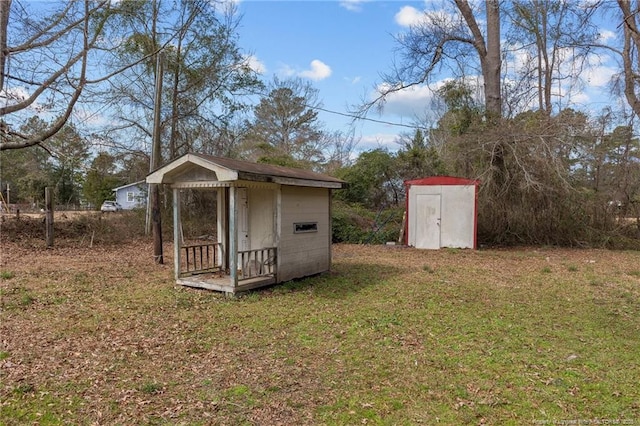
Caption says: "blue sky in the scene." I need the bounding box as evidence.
[235,0,620,153]
[236,0,429,151]
[8,1,620,155]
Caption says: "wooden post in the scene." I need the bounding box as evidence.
[45,187,54,247]
[173,188,181,279]
[151,185,163,264]
[398,211,406,245]
[229,186,237,288]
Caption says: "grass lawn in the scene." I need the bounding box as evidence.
[1,235,639,425]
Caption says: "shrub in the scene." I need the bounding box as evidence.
[332,201,404,244]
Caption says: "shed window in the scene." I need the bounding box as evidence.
[294,222,318,233]
[127,192,135,202]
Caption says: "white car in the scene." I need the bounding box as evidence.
[100,201,123,212]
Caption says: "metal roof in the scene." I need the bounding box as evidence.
[147,152,345,189]
[404,176,479,186]
[191,153,345,184]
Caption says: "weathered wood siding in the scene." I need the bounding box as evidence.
[248,188,276,250]
[278,186,331,282]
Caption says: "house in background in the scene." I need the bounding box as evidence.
[113,181,147,210]
[146,152,345,294]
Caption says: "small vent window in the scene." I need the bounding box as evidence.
[294,222,318,233]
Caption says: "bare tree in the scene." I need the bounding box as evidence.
[365,0,501,119]
[104,0,262,162]
[505,0,599,115]
[617,0,640,118]
[0,0,111,151]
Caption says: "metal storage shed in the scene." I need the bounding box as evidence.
[404,176,479,249]
[146,153,345,294]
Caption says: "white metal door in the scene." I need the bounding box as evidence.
[414,194,441,249]
[237,188,250,251]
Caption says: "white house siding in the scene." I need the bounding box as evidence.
[278,186,331,282]
[115,183,147,210]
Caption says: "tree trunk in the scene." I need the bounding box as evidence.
[484,0,502,118]
[455,0,502,119]
[0,0,11,93]
[618,0,640,117]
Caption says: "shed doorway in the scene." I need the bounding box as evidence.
[237,188,250,252]
[404,176,479,250]
[414,194,441,249]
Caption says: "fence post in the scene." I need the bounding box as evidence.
[45,187,54,247]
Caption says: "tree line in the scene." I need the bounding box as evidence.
[1,0,639,247]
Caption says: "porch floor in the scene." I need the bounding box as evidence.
[177,273,276,294]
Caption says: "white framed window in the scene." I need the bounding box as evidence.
[127,192,135,202]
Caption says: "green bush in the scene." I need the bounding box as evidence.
[332,201,404,244]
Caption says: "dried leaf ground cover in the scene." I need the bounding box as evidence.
[1,229,639,425]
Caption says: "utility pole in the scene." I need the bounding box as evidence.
[150,52,164,264]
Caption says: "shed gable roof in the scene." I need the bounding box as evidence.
[404,176,479,187]
[113,180,146,192]
[147,153,345,189]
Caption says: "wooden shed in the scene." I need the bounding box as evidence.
[146,153,345,294]
[404,176,479,249]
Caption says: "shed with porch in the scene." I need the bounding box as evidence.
[404,176,479,249]
[146,153,345,294]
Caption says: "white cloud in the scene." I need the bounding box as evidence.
[339,0,368,12]
[598,29,616,43]
[395,6,423,27]
[373,82,439,117]
[583,65,617,88]
[73,108,110,127]
[357,132,400,151]
[277,63,296,78]
[568,91,590,106]
[0,86,47,112]
[0,86,29,103]
[244,54,266,74]
[299,59,332,81]
[395,4,457,28]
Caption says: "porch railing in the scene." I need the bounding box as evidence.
[180,242,222,276]
[238,247,277,281]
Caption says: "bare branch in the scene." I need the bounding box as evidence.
[1,0,91,151]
